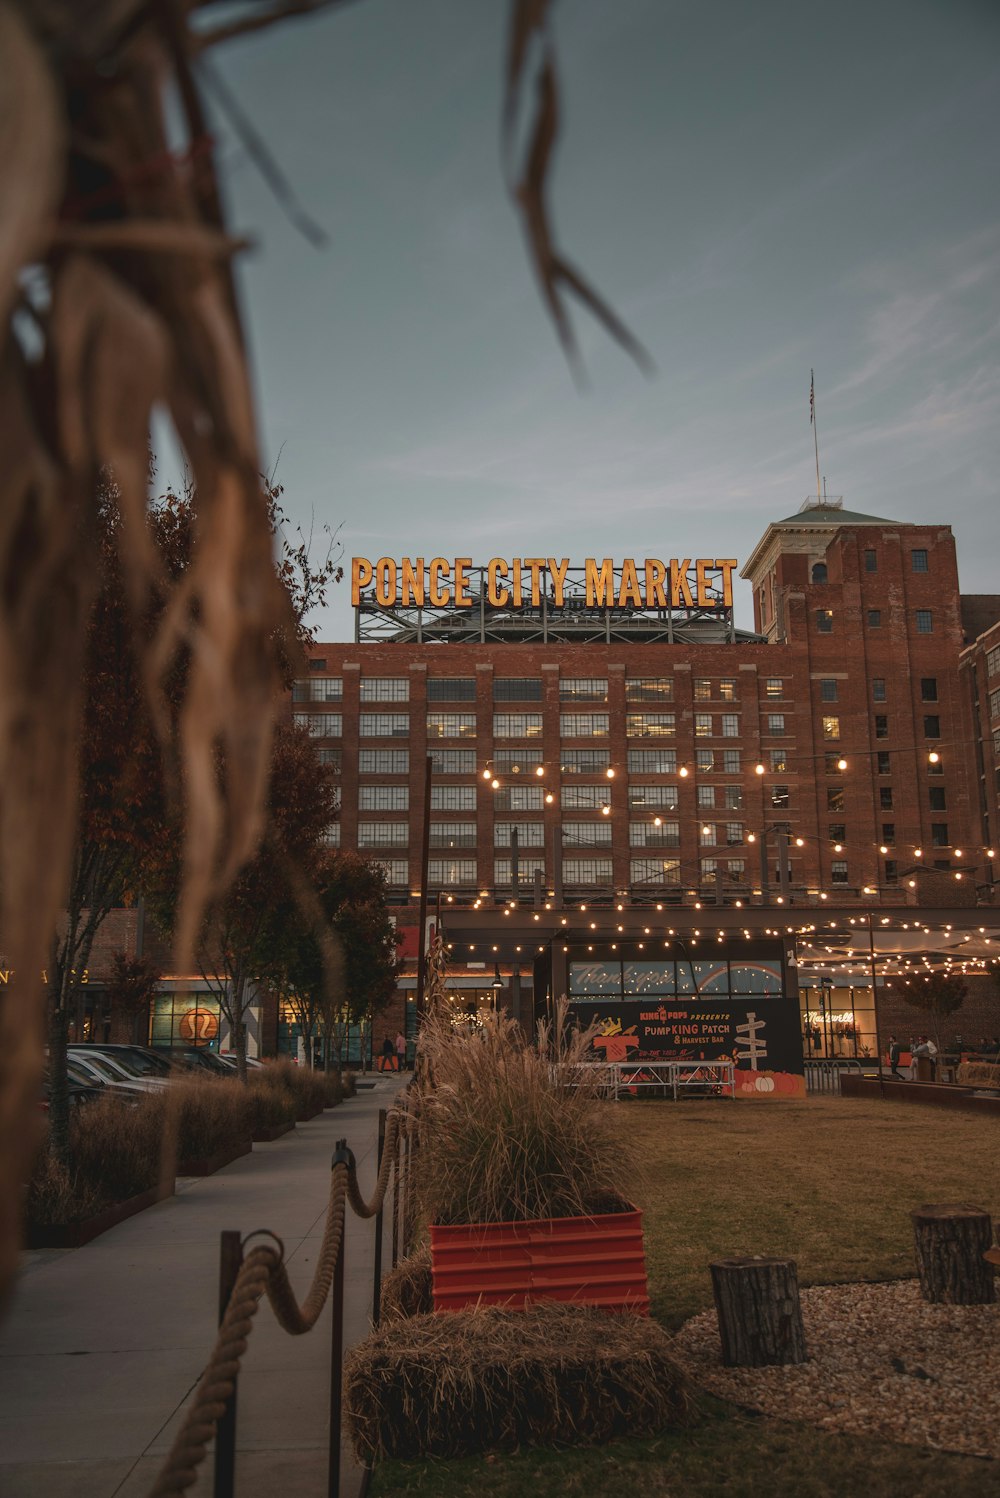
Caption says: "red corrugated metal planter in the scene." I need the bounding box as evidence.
[430,1203,649,1315]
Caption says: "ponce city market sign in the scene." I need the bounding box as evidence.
[352,556,738,611]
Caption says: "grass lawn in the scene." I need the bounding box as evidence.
[370,1096,1000,1497]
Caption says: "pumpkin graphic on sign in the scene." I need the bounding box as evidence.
[178,1007,219,1044]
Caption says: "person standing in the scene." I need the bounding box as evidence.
[888,1035,903,1080]
[380,1034,394,1073]
[395,1031,407,1073]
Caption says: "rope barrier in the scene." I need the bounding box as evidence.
[147,1101,409,1496]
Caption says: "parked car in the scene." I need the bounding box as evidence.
[39,1076,102,1111]
[66,1051,155,1099]
[217,1053,265,1071]
[151,1045,233,1076]
[92,1044,174,1078]
[69,1047,168,1091]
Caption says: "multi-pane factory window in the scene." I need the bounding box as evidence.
[766,714,785,735]
[924,715,941,738]
[880,787,894,809]
[429,749,476,774]
[360,678,409,701]
[911,548,929,572]
[431,785,477,811]
[317,749,342,771]
[493,679,543,700]
[829,825,846,844]
[359,786,409,811]
[497,747,544,772]
[764,678,784,698]
[696,750,715,772]
[931,823,949,846]
[725,822,744,846]
[990,689,1000,720]
[562,749,610,772]
[724,785,743,810]
[820,679,838,702]
[872,679,886,702]
[831,860,849,883]
[627,748,676,774]
[827,786,844,812]
[294,712,343,738]
[375,859,409,886]
[427,711,477,739]
[493,785,544,811]
[359,713,409,738]
[319,823,340,847]
[560,679,608,702]
[864,549,877,572]
[874,715,889,739]
[627,785,679,810]
[816,609,833,633]
[771,785,789,808]
[495,822,546,847]
[626,713,676,738]
[767,749,787,771]
[561,858,614,885]
[693,679,712,701]
[563,785,612,809]
[694,714,712,737]
[495,712,544,738]
[721,714,740,737]
[699,824,717,846]
[359,749,409,774]
[630,858,680,886]
[429,822,477,848]
[697,785,715,808]
[625,678,674,702]
[921,678,938,702]
[429,858,477,886]
[560,713,610,738]
[562,822,613,848]
[293,677,342,702]
[357,823,408,848]
[987,646,1000,677]
[493,856,546,885]
[821,716,841,740]
[427,677,476,702]
[929,787,947,810]
[723,750,741,773]
[915,609,933,634]
[630,821,679,847]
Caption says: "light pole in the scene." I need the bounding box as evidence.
[415,752,433,1019]
[748,824,793,905]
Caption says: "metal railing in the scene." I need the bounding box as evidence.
[804,1058,870,1094]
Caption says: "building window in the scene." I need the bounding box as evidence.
[375,858,409,887]
[816,609,833,633]
[868,609,881,628]
[931,823,949,847]
[911,548,928,572]
[697,785,716,809]
[696,749,715,772]
[764,678,784,698]
[429,748,476,774]
[427,677,476,702]
[771,785,789,809]
[317,748,342,771]
[294,712,343,739]
[628,785,679,811]
[872,679,886,702]
[699,824,717,847]
[309,658,327,672]
[431,822,477,849]
[881,823,895,846]
[627,748,676,775]
[874,715,889,739]
[625,678,673,702]
[827,787,844,812]
[718,679,738,701]
[431,785,477,811]
[923,715,941,739]
[884,859,898,884]
[494,822,546,848]
[357,822,408,848]
[723,750,741,773]
[359,712,409,738]
[694,713,712,737]
[561,857,614,886]
[427,711,477,739]
[811,562,828,584]
[928,786,947,812]
[493,856,546,886]
[360,678,409,702]
[694,678,737,703]
[829,825,846,845]
[724,785,743,810]
[880,787,893,810]
[494,785,544,811]
[562,822,612,848]
[359,785,409,811]
[630,857,681,887]
[766,713,786,735]
[987,646,1000,678]
[565,785,613,810]
[824,752,844,775]
[915,609,933,634]
[693,679,712,701]
[725,822,744,847]
[989,688,1000,721]
[293,676,343,702]
[559,678,608,703]
[626,713,675,739]
[821,716,841,740]
[560,713,610,738]
[493,678,543,701]
[319,823,341,847]
[831,860,849,884]
[769,749,789,772]
[496,712,544,738]
[864,548,877,572]
[429,858,477,887]
[562,748,611,774]
[630,821,679,848]
[360,749,409,774]
[820,679,838,702]
[877,752,891,775]
[721,713,740,738]
[921,678,938,702]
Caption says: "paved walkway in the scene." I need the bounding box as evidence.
[0,1072,408,1498]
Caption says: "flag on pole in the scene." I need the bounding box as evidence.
[810,370,815,426]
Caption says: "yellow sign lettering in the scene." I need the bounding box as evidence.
[585,557,615,607]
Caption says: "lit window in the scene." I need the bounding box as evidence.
[427,712,477,739]
[559,713,610,738]
[816,609,833,633]
[559,679,608,703]
[764,679,783,698]
[625,678,674,702]
[626,713,676,739]
[821,716,840,740]
[496,712,545,738]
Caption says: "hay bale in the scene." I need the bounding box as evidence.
[381,1245,432,1320]
[956,1061,1000,1090]
[344,1302,693,1462]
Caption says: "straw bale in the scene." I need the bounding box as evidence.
[380,1246,432,1320]
[344,1302,692,1462]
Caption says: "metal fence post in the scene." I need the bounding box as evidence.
[214,1230,243,1498]
[372,1109,386,1326]
[328,1139,353,1498]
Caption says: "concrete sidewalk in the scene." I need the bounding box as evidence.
[0,1073,408,1498]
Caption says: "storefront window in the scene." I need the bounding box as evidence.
[150,992,222,1049]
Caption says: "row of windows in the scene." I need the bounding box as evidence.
[818,677,938,704]
[987,647,1000,680]
[859,547,929,573]
[819,609,936,633]
[293,675,863,711]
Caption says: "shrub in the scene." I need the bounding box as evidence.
[411,1003,636,1226]
[26,1092,165,1225]
[245,1071,298,1132]
[173,1078,251,1164]
[260,1058,327,1115]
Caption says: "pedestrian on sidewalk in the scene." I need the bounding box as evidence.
[380,1034,394,1073]
[395,1031,407,1072]
[888,1035,903,1080]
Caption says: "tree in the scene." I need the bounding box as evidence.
[105,951,161,1044]
[902,970,969,1056]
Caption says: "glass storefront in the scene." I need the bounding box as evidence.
[150,992,223,1049]
[798,984,878,1060]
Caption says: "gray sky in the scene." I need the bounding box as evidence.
[164,0,1000,637]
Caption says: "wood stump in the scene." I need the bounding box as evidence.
[709,1256,807,1367]
[911,1203,996,1304]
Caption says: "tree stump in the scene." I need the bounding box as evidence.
[709,1256,807,1367]
[911,1203,996,1304]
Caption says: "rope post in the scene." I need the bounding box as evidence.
[372,1109,386,1326]
[214,1230,243,1498]
[328,1140,354,1498]
[390,1135,400,1270]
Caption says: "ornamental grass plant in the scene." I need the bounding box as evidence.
[412,1003,635,1226]
[27,1091,165,1225]
[173,1076,252,1164]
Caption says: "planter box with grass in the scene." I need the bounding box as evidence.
[177,1138,252,1176]
[251,1120,296,1143]
[26,1179,175,1249]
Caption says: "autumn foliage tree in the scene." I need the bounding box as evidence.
[902,970,969,1055]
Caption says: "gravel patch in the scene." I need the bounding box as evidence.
[671,1280,1000,1460]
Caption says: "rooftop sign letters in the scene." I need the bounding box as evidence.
[351,557,738,611]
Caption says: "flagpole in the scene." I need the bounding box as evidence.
[810,369,822,502]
